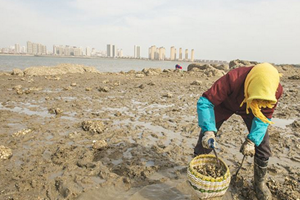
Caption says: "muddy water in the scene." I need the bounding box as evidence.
[0,67,299,200]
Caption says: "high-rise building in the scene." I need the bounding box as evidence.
[21,46,26,53]
[40,44,47,55]
[73,47,81,56]
[137,46,140,58]
[65,46,71,56]
[32,43,38,55]
[91,48,96,56]
[118,49,123,57]
[86,47,91,57]
[179,48,182,60]
[191,49,195,62]
[112,45,116,58]
[53,45,57,55]
[158,47,165,61]
[107,44,112,57]
[134,45,141,58]
[27,41,46,55]
[134,45,137,58]
[52,45,80,56]
[185,49,188,60]
[107,44,117,58]
[170,46,176,61]
[15,44,20,53]
[149,45,157,60]
[27,41,33,54]
[155,48,159,60]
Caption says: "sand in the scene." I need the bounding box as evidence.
[0,64,299,200]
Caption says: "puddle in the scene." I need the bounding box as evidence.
[42,88,63,93]
[0,103,51,117]
[270,156,300,168]
[113,118,195,149]
[90,176,106,184]
[112,158,123,165]
[0,101,80,121]
[60,96,78,101]
[123,148,133,159]
[129,183,190,200]
[146,160,155,167]
[272,118,295,128]
[49,171,64,180]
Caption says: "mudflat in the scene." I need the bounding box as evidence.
[0,64,299,200]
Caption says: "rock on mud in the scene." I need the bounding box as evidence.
[0,145,13,160]
[48,108,63,115]
[92,139,108,150]
[82,120,105,134]
[23,63,100,76]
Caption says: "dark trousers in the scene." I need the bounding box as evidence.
[194,117,272,160]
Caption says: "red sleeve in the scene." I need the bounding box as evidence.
[203,74,232,106]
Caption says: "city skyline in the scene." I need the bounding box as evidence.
[1,42,196,61]
[1,0,300,64]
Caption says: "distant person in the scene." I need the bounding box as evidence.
[194,63,283,200]
[175,64,183,70]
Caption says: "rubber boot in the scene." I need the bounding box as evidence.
[254,157,272,200]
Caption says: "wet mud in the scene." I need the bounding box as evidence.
[0,65,299,200]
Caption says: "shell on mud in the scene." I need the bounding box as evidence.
[13,129,32,137]
[193,163,226,179]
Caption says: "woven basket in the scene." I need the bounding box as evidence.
[187,154,231,199]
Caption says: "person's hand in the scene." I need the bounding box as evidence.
[240,138,255,157]
[201,131,216,149]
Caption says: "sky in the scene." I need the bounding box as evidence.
[0,0,300,64]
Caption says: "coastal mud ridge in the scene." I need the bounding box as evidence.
[0,62,299,200]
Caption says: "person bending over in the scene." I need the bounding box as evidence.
[194,63,283,200]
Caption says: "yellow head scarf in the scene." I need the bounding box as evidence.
[240,63,280,124]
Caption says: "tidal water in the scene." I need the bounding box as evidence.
[0,55,193,73]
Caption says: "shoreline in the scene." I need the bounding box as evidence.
[0,53,227,64]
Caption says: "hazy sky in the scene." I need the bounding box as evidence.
[1,0,299,64]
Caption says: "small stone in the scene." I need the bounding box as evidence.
[138,84,145,89]
[163,93,173,98]
[11,69,24,76]
[135,74,145,78]
[191,80,202,85]
[98,86,109,92]
[92,140,108,150]
[63,86,72,90]
[48,108,63,115]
